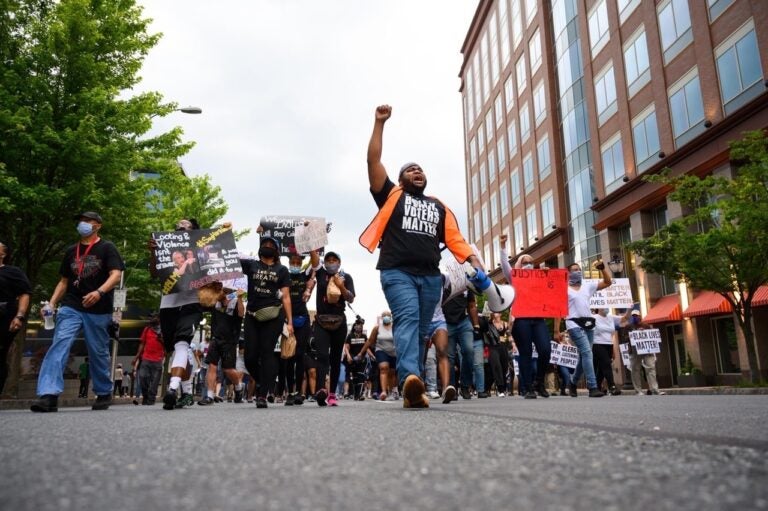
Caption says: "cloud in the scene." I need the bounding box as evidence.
[134,0,478,324]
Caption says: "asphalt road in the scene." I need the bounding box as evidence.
[1,394,767,511]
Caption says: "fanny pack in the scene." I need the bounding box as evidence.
[316,314,345,331]
[293,315,309,328]
[568,317,596,330]
[248,305,282,322]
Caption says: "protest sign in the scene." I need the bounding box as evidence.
[259,215,331,255]
[152,227,244,295]
[549,341,562,366]
[629,329,662,354]
[294,218,328,253]
[586,278,634,308]
[510,268,568,318]
[619,343,631,367]
[440,245,484,303]
[557,343,579,369]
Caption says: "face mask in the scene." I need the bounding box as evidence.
[522,263,534,270]
[258,246,278,259]
[289,266,302,274]
[631,316,640,325]
[325,263,340,274]
[382,316,392,325]
[77,221,94,237]
[569,270,582,285]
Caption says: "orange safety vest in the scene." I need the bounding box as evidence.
[358,185,475,263]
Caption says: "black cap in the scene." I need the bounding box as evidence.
[74,211,103,223]
[260,236,281,252]
[324,251,340,261]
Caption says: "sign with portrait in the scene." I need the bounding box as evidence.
[151,227,244,295]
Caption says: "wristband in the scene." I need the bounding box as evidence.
[97,289,105,297]
[15,315,26,322]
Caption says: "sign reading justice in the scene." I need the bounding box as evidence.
[509,268,568,318]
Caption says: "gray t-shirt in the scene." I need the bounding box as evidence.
[375,323,396,357]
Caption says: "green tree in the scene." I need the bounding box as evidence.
[628,131,768,383]
[0,0,195,300]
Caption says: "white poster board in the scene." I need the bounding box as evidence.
[549,341,562,366]
[586,278,634,308]
[294,218,328,253]
[440,244,484,303]
[629,328,662,355]
[550,342,579,369]
[619,343,631,368]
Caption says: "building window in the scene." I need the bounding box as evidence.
[533,82,547,126]
[488,152,497,180]
[537,135,551,180]
[529,29,542,75]
[491,191,499,225]
[632,106,660,172]
[594,63,617,125]
[469,136,477,166]
[492,237,500,267]
[489,12,500,86]
[504,76,515,112]
[669,68,705,145]
[511,168,521,206]
[715,21,763,115]
[472,53,482,120]
[624,28,650,98]
[482,204,489,235]
[523,152,534,195]
[713,316,740,374]
[507,121,518,156]
[481,32,491,103]
[541,191,555,230]
[526,205,538,245]
[497,137,507,172]
[494,94,504,129]
[485,110,495,144]
[477,121,485,151]
[524,0,537,27]
[601,134,624,194]
[520,102,531,144]
[514,216,524,252]
[500,180,509,215]
[499,0,511,67]
[474,211,481,241]
[511,0,522,50]
[480,162,487,193]
[658,0,692,64]
[471,173,479,202]
[588,0,610,56]
[708,0,735,22]
[618,0,640,24]
[516,55,527,95]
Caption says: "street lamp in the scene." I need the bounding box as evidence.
[178,106,202,114]
[608,254,624,275]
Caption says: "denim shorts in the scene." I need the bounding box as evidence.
[375,350,396,367]
[426,319,447,340]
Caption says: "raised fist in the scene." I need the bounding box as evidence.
[375,105,392,122]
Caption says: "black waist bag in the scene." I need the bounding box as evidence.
[568,317,596,330]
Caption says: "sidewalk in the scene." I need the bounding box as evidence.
[0,395,139,410]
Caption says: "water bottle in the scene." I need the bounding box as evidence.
[42,301,55,330]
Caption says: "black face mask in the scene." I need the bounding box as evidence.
[259,246,278,259]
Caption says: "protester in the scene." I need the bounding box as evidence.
[362,104,485,408]
[31,211,124,412]
[197,284,246,405]
[344,317,369,400]
[482,312,510,397]
[443,291,486,399]
[148,218,204,410]
[133,313,165,405]
[0,241,32,396]
[114,363,124,397]
[593,308,630,395]
[310,250,355,407]
[499,240,552,399]
[358,311,398,401]
[620,308,665,395]
[77,357,90,398]
[240,236,293,409]
[284,251,316,406]
[554,261,613,398]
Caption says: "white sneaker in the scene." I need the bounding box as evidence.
[428,391,440,399]
[636,391,645,396]
[498,392,506,398]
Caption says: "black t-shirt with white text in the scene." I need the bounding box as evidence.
[346,329,367,357]
[289,270,311,318]
[314,267,354,316]
[241,259,290,312]
[59,239,124,315]
[372,178,446,276]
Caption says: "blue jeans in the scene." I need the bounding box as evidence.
[569,327,597,389]
[380,269,442,385]
[513,318,551,393]
[446,318,485,392]
[424,344,437,392]
[37,306,112,397]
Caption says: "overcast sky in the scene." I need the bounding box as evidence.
[134,0,480,325]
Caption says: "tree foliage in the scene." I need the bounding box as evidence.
[628,130,768,382]
[0,0,231,309]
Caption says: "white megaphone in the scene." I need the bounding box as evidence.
[466,267,516,313]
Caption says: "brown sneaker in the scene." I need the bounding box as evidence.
[402,375,429,408]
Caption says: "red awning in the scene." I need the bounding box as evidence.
[643,295,682,324]
[683,291,732,317]
[749,286,768,308]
